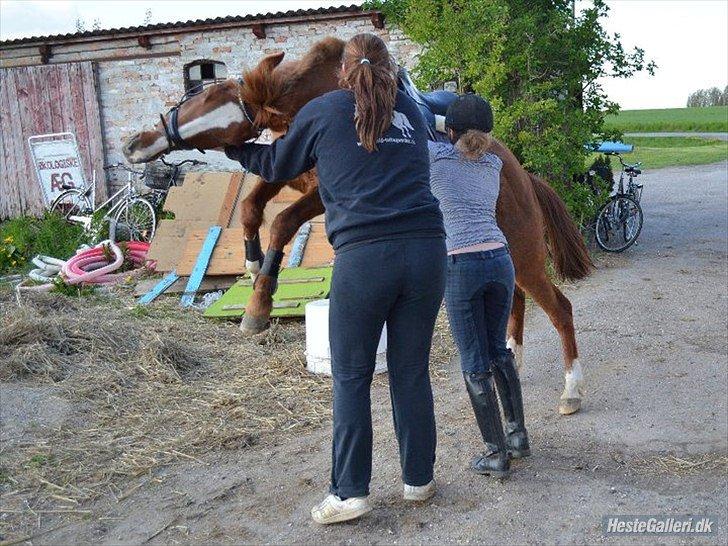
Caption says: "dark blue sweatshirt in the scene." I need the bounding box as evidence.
[225,89,444,252]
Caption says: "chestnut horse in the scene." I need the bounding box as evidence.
[123,37,592,415]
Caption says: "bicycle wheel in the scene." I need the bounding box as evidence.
[595,195,643,252]
[50,189,92,219]
[112,197,156,242]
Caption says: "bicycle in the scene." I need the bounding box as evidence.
[594,154,644,252]
[142,157,206,209]
[50,158,206,242]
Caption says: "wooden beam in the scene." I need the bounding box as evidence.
[137,35,152,49]
[38,44,51,63]
[251,23,266,39]
[370,12,385,29]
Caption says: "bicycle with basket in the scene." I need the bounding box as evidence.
[50,157,206,242]
[589,141,645,252]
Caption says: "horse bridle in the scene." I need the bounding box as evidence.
[159,78,261,154]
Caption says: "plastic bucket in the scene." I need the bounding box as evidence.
[305,299,387,376]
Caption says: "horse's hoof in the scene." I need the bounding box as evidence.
[240,314,269,336]
[558,398,582,415]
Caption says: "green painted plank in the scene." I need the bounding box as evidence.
[203,266,333,319]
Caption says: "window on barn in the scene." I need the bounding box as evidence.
[183,59,227,95]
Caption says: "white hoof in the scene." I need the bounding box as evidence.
[506,337,524,372]
[560,359,584,398]
[246,260,261,278]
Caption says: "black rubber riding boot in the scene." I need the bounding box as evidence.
[492,351,531,459]
[463,371,511,478]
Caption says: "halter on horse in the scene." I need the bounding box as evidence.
[158,79,261,155]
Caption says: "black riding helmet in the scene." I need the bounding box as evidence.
[445,93,494,134]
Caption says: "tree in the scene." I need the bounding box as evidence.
[368,0,656,225]
[687,86,727,107]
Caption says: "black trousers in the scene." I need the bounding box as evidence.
[328,236,446,498]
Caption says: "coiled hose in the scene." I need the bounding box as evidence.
[16,241,151,293]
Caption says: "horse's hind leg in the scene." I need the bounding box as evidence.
[507,286,526,372]
[240,180,285,275]
[240,189,325,335]
[519,272,583,415]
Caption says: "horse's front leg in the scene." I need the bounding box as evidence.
[240,180,285,277]
[240,189,325,335]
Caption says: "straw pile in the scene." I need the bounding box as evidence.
[0,286,455,535]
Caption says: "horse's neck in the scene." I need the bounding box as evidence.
[279,62,340,124]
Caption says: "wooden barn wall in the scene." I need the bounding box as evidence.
[0,61,105,219]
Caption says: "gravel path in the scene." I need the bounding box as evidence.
[34,162,728,545]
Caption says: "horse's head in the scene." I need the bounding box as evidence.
[122,51,290,164]
[123,38,344,164]
[122,79,259,163]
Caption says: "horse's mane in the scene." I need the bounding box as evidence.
[242,37,345,131]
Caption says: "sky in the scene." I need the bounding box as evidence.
[1,0,726,110]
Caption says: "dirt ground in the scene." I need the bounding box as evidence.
[1,161,726,545]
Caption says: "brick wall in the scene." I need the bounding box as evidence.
[97,16,419,190]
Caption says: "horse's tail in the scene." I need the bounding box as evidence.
[530,173,594,281]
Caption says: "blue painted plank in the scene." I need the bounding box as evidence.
[138,270,180,305]
[180,226,222,308]
[287,222,312,267]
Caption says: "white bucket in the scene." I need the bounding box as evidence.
[305,299,387,376]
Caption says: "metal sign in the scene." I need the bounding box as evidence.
[28,132,86,205]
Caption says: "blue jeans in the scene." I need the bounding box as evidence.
[444,247,515,373]
[328,237,446,498]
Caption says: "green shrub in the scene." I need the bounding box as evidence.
[32,212,88,259]
[0,213,89,274]
[368,0,656,227]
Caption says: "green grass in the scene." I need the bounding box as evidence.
[0,212,88,274]
[591,136,727,170]
[605,106,728,132]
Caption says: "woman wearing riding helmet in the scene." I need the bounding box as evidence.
[225,33,446,524]
[428,94,530,478]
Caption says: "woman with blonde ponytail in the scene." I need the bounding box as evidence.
[225,33,446,524]
[428,94,530,479]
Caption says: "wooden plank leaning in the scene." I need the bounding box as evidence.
[180,226,223,308]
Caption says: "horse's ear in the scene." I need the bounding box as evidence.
[258,51,285,73]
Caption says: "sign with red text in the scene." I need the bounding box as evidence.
[28,133,86,205]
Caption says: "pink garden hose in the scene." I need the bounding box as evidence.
[16,241,151,293]
[61,241,150,285]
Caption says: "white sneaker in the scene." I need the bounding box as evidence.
[403,479,436,501]
[310,493,372,524]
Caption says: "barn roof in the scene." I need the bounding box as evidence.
[0,4,375,47]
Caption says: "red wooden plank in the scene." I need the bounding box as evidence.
[0,72,14,218]
[13,68,45,212]
[32,65,55,135]
[48,66,62,133]
[58,63,75,134]
[25,66,49,135]
[6,68,42,214]
[80,62,106,201]
[67,63,93,189]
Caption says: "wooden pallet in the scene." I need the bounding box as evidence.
[175,224,333,276]
[149,171,333,276]
[146,172,243,271]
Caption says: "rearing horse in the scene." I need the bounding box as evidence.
[122,37,593,415]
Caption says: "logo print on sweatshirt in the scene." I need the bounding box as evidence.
[391,110,414,139]
[355,109,416,147]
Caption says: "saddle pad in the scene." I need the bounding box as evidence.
[203,266,333,319]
